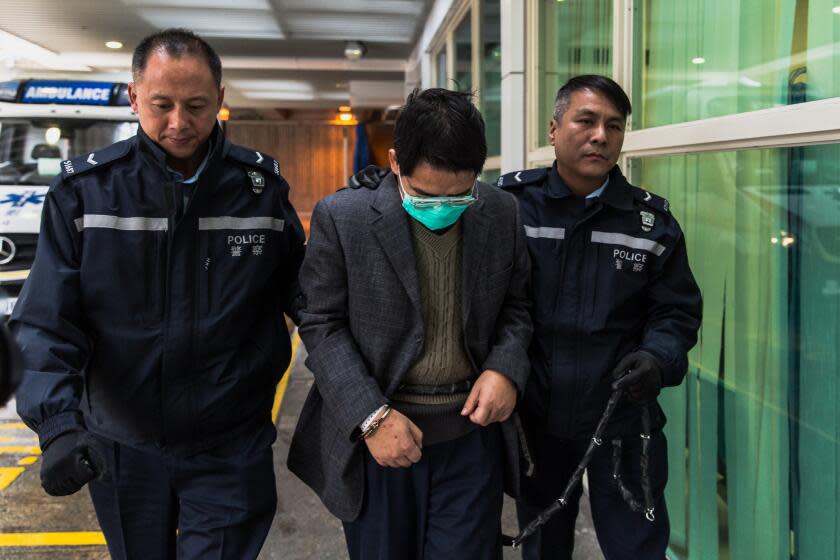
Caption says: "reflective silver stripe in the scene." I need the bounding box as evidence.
[524,225,565,240]
[591,231,667,256]
[198,216,285,232]
[74,215,168,232]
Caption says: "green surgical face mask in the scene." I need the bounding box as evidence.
[398,174,477,231]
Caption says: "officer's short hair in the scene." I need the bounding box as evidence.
[132,29,222,89]
[553,75,631,122]
[394,88,486,177]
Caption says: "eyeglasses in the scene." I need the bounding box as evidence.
[398,177,478,208]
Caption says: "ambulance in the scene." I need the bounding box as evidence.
[0,79,138,315]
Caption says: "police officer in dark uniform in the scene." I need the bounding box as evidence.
[497,75,702,559]
[11,29,305,559]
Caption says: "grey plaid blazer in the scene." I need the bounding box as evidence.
[287,173,532,521]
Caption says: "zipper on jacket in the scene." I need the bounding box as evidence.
[159,180,174,448]
[569,203,604,438]
[555,201,602,437]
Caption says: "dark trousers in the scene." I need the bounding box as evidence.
[516,429,670,560]
[343,425,503,560]
[87,423,277,560]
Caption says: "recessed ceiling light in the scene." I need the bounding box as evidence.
[692,57,706,65]
[344,41,366,61]
[833,6,840,13]
[106,41,123,49]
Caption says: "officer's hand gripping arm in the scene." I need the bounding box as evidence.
[347,165,388,190]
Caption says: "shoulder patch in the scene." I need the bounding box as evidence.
[496,168,549,190]
[633,187,671,214]
[60,139,132,180]
[226,143,282,178]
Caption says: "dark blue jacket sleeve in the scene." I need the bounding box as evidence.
[278,178,307,325]
[10,178,90,448]
[640,225,703,387]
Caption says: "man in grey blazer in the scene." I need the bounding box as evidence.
[288,88,532,559]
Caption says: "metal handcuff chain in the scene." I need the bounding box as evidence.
[502,389,656,549]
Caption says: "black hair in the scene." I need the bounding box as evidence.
[393,88,486,177]
[553,75,632,121]
[132,28,222,88]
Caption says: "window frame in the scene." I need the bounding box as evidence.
[427,0,503,167]
[525,0,840,168]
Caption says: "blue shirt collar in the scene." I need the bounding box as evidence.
[586,177,610,199]
[167,140,212,184]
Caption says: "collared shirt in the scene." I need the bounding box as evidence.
[586,177,609,199]
[166,141,212,217]
[167,142,212,184]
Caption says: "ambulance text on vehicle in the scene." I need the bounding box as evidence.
[0,79,138,316]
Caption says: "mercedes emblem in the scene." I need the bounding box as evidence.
[0,237,17,266]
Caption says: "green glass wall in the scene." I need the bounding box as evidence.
[536,0,612,143]
[480,167,499,185]
[454,11,472,91]
[631,145,840,560]
[480,0,501,157]
[436,49,447,89]
[634,0,840,129]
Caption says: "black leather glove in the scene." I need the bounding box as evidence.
[40,430,107,496]
[611,351,664,404]
[348,165,388,189]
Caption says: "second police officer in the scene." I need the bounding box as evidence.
[498,75,702,559]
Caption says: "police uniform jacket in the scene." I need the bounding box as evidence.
[499,163,702,439]
[12,124,306,455]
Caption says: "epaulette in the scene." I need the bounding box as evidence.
[226,143,282,179]
[496,168,549,190]
[60,139,132,180]
[633,187,671,214]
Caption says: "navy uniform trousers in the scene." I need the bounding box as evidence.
[87,423,277,560]
[516,429,670,560]
[344,425,504,560]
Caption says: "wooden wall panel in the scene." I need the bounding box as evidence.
[225,122,357,234]
[366,122,395,168]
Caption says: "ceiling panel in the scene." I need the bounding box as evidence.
[283,13,417,43]
[0,0,433,110]
[0,0,154,53]
[125,0,272,8]
[137,8,284,39]
[277,0,425,16]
